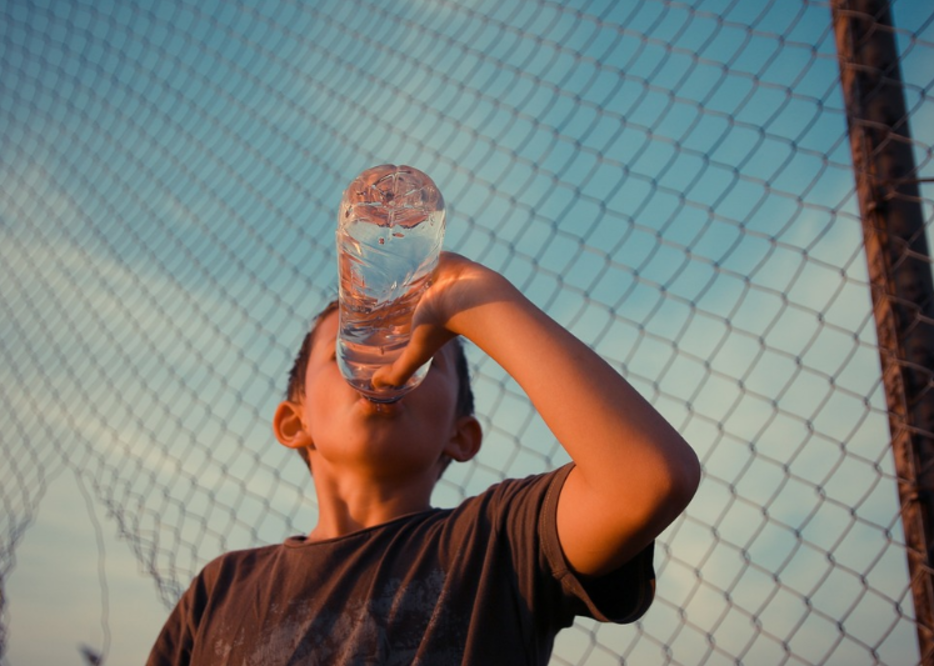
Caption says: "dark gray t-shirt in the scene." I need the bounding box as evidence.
[147,465,655,665]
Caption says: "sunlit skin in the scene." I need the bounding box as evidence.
[273,310,482,542]
[274,252,700,576]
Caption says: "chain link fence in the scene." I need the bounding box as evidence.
[1,0,933,663]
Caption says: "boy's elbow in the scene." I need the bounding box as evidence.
[659,445,702,519]
[679,445,702,498]
[628,441,701,533]
[580,434,702,540]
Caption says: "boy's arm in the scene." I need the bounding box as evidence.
[375,253,701,577]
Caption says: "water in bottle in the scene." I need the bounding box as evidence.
[336,164,445,402]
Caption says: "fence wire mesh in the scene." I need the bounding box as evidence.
[1,0,933,664]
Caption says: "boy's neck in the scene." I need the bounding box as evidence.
[307,464,438,541]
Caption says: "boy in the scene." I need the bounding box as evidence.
[147,252,700,665]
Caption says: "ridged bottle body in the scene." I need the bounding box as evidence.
[336,165,445,402]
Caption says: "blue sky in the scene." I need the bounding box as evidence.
[1,0,932,664]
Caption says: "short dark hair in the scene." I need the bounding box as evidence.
[286,300,339,405]
[286,300,476,468]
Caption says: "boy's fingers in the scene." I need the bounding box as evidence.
[371,324,453,389]
[370,252,477,389]
[369,364,401,389]
[370,352,423,389]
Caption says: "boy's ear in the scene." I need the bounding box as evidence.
[444,415,483,463]
[273,400,313,450]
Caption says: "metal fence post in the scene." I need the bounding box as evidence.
[832,1,934,663]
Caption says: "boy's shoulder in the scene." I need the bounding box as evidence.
[196,542,283,586]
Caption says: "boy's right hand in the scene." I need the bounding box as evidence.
[372,251,509,390]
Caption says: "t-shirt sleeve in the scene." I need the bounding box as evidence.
[538,464,656,624]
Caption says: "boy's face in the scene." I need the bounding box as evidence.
[285,310,477,480]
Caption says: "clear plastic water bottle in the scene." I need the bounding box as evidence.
[336,164,445,402]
